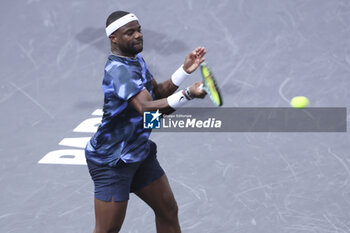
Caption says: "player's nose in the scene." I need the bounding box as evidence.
[135,31,143,39]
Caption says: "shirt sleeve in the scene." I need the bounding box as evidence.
[108,64,144,101]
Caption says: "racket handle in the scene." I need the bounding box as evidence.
[199,83,207,93]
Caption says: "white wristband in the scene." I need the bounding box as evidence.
[167,90,190,109]
[171,65,190,87]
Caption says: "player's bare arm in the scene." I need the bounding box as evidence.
[129,81,206,115]
[151,47,207,99]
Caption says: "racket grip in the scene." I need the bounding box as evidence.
[199,83,207,93]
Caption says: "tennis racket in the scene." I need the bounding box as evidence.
[200,62,223,106]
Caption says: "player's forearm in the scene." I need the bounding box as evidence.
[130,83,205,116]
[154,79,178,99]
[129,90,175,115]
[142,99,175,115]
[153,65,190,99]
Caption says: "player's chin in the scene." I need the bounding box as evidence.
[133,42,143,53]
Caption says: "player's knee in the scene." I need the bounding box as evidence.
[155,198,179,220]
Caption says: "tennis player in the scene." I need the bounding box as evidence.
[85,10,206,233]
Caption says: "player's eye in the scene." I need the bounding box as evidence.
[124,29,134,36]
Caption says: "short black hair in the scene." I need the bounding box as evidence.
[106,11,130,27]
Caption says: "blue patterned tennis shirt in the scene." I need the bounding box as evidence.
[85,54,154,166]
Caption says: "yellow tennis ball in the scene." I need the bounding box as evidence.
[290,96,309,109]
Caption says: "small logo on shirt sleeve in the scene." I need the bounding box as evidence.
[143,110,161,129]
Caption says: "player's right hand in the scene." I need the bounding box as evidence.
[189,82,207,99]
[183,47,206,74]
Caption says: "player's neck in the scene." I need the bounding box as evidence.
[111,49,137,59]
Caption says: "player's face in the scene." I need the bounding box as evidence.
[113,21,143,57]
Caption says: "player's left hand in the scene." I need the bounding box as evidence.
[189,81,207,99]
[183,47,206,74]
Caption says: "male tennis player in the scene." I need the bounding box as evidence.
[85,11,206,233]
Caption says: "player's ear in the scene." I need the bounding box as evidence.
[109,34,118,43]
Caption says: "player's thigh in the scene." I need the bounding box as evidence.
[94,198,128,232]
[135,174,178,217]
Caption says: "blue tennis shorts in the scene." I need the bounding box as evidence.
[86,141,165,202]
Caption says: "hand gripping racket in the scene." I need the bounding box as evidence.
[200,62,223,107]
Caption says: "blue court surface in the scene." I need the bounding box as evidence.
[1,0,350,232]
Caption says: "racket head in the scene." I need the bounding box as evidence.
[200,62,223,106]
